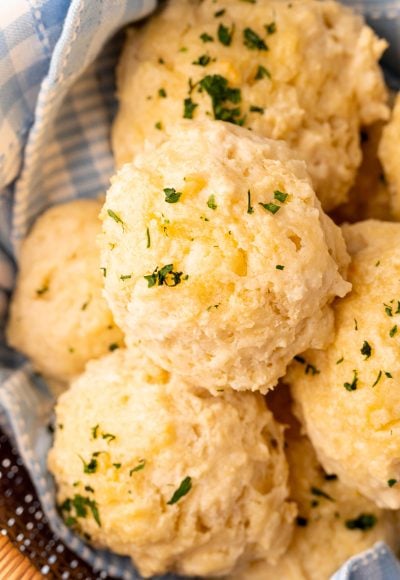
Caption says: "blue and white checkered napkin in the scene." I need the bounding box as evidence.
[0,1,400,579]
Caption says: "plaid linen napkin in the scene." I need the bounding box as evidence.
[0,1,399,578]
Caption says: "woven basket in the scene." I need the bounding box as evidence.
[0,427,115,579]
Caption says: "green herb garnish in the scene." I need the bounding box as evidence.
[276,265,285,270]
[243,27,268,50]
[164,187,182,203]
[344,370,358,391]
[250,105,264,113]
[107,209,125,230]
[218,23,234,46]
[388,479,397,487]
[129,459,146,475]
[91,425,99,439]
[207,194,217,210]
[200,32,214,43]
[274,190,289,203]
[259,202,280,214]
[199,74,243,124]
[247,190,254,214]
[296,516,308,527]
[372,370,382,388]
[79,455,98,474]
[146,227,151,248]
[193,54,211,67]
[255,65,271,80]
[102,433,116,443]
[167,476,192,505]
[265,22,277,35]
[345,514,377,531]
[183,97,198,119]
[311,486,334,502]
[108,343,119,352]
[384,303,393,317]
[305,363,320,375]
[158,88,167,98]
[390,325,398,337]
[36,285,49,296]
[144,264,185,288]
[361,341,372,359]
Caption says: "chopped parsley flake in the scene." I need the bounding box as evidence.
[183,97,198,119]
[218,23,234,46]
[36,285,49,296]
[384,303,394,317]
[100,267,107,277]
[305,363,320,375]
[336,357,344,365]
[255,65,271,80]
[247,190,254,214]
[84,486,94,493]
[164,187,182,203]
[207,304,220,311]
[214,8,225,17]
[155,121,162,130]
[120,274,131,281]
[386,371,393,378]
[354,319,358,331]
[388,479,397,487]
[296,516,308,527]
[276,265,285,270]
[107,209,125,230]
[199,74,243,125]
[102,433,116,443]
[274,190,289,203]
[129,459,146,475]
[294,355,319,375]
[324,473,338,481]
[146,227,151,248]
[144,264,185,288]
[361,341,372,359]
[344,370,358,391]
[345,513,377,531]
[158,88,167,98]
[192,54,211,67]
[390,325,398,337]
[79,455,98,474]
[243,27,268,50]
[265,22,277,35]
[200,32,214,43]
[167,476,192,505]
[250,105,264,113]
[91,425,99,439]
[311,486,334,502]
[259,202,280,214]
[207,194,217,210]
[113,463,121,469]
[108,343,119,352]
[61,494,101,527]
[372,370,382,388]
